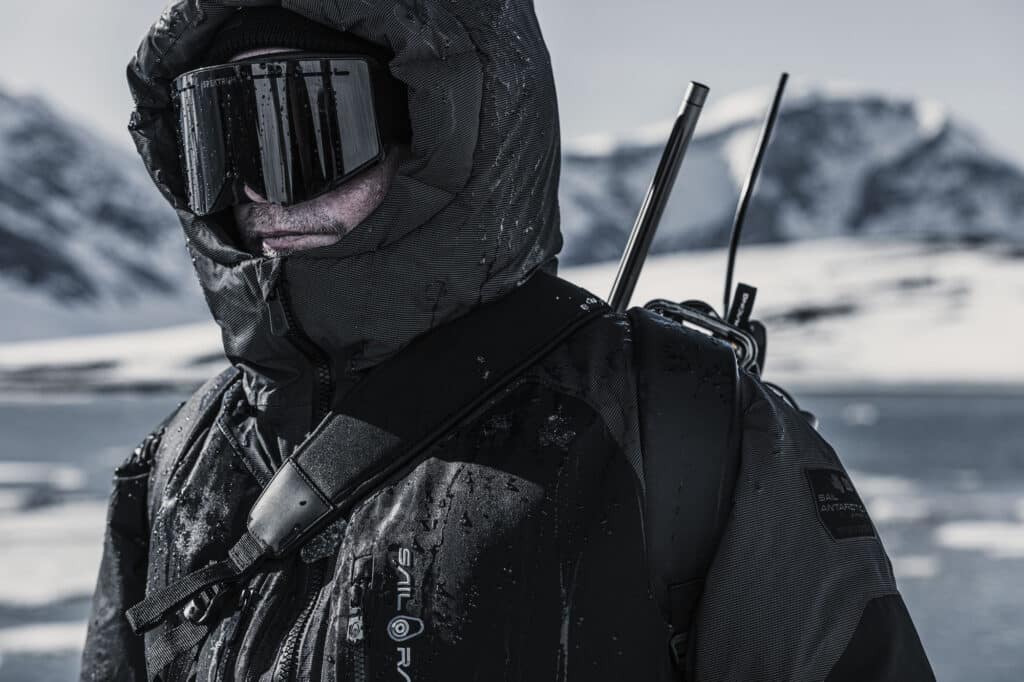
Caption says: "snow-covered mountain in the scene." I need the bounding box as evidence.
[0,87,205,341]
[1,81,1022,343]
[559,83,1024,264]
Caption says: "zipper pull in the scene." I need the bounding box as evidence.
[346,607,365,643]
[257,258,290,337]
[265,288,291,337]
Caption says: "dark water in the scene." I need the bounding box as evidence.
[0,390,1021,681]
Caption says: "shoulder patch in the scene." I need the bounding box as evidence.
[804,468,876,541]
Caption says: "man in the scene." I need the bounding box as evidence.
[81,2,934,681]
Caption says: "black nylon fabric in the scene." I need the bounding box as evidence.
[80,309,937,681]
[825,595,935,682]
[690,373,931,681]
[127,0,562,447]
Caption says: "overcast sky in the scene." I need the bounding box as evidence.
[2,1,1022,163]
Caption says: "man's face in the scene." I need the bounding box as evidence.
[227,47,402,257]
[232,148,401,257]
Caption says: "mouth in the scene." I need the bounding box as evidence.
[256,231,343,255]
[236,196,347,256]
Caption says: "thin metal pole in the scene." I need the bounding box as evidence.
[608,82,709,313]
[722,72,788,316]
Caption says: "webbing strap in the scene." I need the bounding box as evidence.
[146,620,210,674]
[126,530,266,634]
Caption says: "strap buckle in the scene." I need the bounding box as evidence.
[182,584,228,625]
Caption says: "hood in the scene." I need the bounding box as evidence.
[127,0,563,448]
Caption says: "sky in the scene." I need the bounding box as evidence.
[2,0,1022,163]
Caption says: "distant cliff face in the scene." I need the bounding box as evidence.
[0,87,208,340]
[0,88,190,302]
[559,86,1024,265]
[1,83,1022,341]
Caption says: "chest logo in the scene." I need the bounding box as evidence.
[391,547,420,680]
[387,614,425,642]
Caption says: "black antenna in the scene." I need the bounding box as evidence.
[722,72,788,316]
[609,82,709,313]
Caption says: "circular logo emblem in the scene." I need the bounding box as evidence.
[386,615,425,642]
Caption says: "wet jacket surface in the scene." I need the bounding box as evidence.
[82,1,933,680]
[82,303,934,682]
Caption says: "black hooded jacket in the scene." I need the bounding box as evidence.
[81,1,934,680]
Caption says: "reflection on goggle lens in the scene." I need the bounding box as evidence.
[173,54,407,216]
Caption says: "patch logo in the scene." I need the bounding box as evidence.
[804,468,876,540]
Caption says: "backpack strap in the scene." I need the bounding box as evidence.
[127,272,609,667]
[629,307,743,680]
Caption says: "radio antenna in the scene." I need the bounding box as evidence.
[608,82,709,313]
[722,72,788,316]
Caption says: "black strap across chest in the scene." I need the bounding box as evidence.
[126,271,609,664]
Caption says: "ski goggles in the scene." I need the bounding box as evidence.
[172,53,410,216]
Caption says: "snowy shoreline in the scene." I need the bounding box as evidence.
[2,238,1021,397]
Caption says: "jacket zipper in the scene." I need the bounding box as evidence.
[264,265,334,426]
[273,560,326,681]
[215,573,266,679]
[261,263,334,680]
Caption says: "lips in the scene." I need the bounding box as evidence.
[258,231,342,256]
